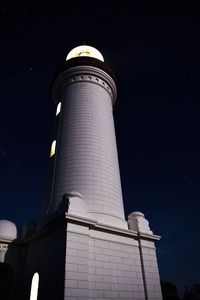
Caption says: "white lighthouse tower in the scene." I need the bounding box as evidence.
[2,46,163,300]
[46,45,127,229]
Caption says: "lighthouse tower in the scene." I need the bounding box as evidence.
[3,46,163,300]
[45,45,127,229]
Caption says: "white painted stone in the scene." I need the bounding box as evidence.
[50,64,128,229]
[18,214,162,299]
[68,193,89,212]
[128,211,153,234]
[0,220,17,241]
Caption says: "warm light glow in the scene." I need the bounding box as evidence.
[56,102,61,116]
[66,45,104,62]
[30,273,39,300]
[50,140,56,157]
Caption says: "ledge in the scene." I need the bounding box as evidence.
[65,213,161,242]
[15,212,161,245]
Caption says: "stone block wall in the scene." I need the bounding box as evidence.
[139,239,163,299]
[20,220,67,300]
[6,215,162,300]
[64,217,162,300]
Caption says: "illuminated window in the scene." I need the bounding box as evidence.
[50,140,56,157]
[30,273,39,300]
[56,102,61,116]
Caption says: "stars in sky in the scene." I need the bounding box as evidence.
[0,3,200,294]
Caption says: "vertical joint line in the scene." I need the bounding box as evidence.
[138,232,148,300]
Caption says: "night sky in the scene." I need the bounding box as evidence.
[1,2,200,295]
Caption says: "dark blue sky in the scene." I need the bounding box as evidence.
[0,2,200,294]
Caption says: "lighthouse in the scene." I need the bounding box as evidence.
[1,45,163,300]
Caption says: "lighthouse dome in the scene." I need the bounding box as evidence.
[66,45,104,62]
[0,220,17,241]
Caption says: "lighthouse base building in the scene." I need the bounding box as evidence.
[1,211,162,300]
[0,46,163,300]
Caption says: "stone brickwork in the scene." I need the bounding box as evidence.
[65,225,89,299]
[4,214,162,300]
[139,239,163,299]
[88,237,145,299]
[19,220,67,300]
[63,215,162,300]
[49,64,127,229]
